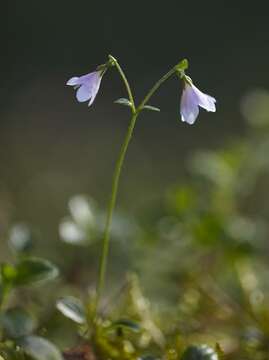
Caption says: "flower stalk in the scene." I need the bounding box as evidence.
[95,112,138,318]
[108,55,136,113]
[94,59,180,319]
[66,55,216,321]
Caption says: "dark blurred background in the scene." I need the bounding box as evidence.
[2,1,269,257]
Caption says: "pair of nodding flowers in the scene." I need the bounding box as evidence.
[67,59,216,125]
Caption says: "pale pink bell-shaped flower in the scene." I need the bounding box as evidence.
[66,71,103,106]
[180,79,216,125]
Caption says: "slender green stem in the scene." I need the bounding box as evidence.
[94,58,179,321]
[138,66,177,111]
[95,112,138,317]
[109,55,136,113]
[94,57,137,319]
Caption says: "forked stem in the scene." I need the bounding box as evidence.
[94,57,178,320]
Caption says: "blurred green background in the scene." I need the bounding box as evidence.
[2,0,269,293]
[2,2,269,358]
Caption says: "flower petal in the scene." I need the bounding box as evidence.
[76,85,91,102]
[180,86,200,125]
[67,70,103,106]
[192,84,216,112]
[88,79,102,106]
[66,77,80,86]
[79,72,100,85]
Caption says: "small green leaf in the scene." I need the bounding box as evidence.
[181,345,218,360]
[19,335,63,360]
[56,296,86,324]
[176,58,189,72]
[143,105,161,112]
[114,98,132,107]
[110,319,141,333]
[1,307,36,338]
[15,258,59,285]
[1,258,59,287]
[1,263,17,284]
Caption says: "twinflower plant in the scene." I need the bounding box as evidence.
[66,55,217,320]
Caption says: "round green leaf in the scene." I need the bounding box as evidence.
[56,296,86,324]
[15,258,59,285]
[1,258,59,287]
[1,307,36,338]
[20,335,63,360]
[1,263,17,284]
[181,345,218,360]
